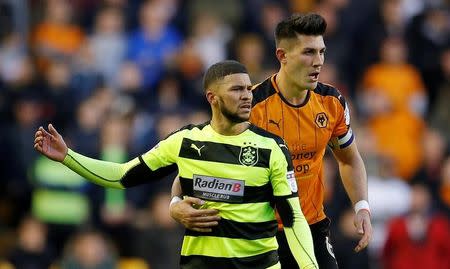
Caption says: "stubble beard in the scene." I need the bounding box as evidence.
[218,98,248,123]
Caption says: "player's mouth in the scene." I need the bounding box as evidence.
[240,103,251,111]
[308,71,320,81]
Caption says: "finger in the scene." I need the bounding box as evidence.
[192,215,221,222]
[354,236,369,252]
[190,209,220,217]
[189,227,213,233]
[191,221,219,228]
[34,136,43,144]
[354,227,370,252]
[40,126,53,138]
[34,143,43,152]
[355,218,364,235]
[184,196,206,206]
[48,123,59,136]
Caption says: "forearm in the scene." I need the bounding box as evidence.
[63,148,152,189]
[171,176,183,198]
[277,196,318,269]
[338,152,368,205]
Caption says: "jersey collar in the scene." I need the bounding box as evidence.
[270,74,311,108]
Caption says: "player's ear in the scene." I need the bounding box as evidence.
[276,47,287,64]
[206,90,217,105]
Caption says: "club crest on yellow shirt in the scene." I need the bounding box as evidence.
[239,144,258,166]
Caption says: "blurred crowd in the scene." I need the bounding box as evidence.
[0,0,449,268]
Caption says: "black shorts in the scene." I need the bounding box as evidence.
[277,218,338,269]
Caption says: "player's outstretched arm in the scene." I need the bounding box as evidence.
[34,124,68,162]
[33,124,177,189]
[332,141,373,252]
[169,176,220,232]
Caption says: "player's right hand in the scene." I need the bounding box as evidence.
[34,123,68,162]
[169,196,220,232]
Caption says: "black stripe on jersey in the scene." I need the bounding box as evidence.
[179,138,271,168]
[180,250,278,269]
[314,82,346,108]
[275,195,295,228]
[249,125,295,171]
[121,157,177,187]
[252,78,276,106]
[185,218,278,240]
[180,177,273,203]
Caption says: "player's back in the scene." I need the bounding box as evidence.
[250,75,351,225]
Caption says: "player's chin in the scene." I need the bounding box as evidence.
[241,111,251,120]
[301,79,319,90]
[236,112,250,122]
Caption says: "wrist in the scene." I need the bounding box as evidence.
[354,200,371,215]
[169,196,182,208]
[62,148,73,164]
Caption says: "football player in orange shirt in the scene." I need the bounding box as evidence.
[170,13,372,269]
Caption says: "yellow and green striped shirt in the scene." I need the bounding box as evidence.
[62,122,318,269]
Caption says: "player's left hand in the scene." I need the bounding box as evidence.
[353,209,372,252]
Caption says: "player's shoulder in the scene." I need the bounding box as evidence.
[165,121,209,139]
[252,76,277,106]
[313,82,346,108]
[248,124,285,146]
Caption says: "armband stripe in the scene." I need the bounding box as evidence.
[338,128,354,149]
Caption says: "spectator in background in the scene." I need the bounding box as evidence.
[70,43,104,102]
[407,5,450,106]
[233,33,274,83]
[60,230,117,269]
[429,48,450,142]
[0,31,35,126]
[7,216,54,269]
[382,182,450,269]
[132,191,183,269]
[97,113,135,257]
[438,155,450,215]
[4,92,44,225]
[88,6,127,90]
[0,32,33,90]
[125,0,182,92]
[31,0,85,72]
[41,60,77,131]
[0,0,29,41]
[411,128,448,187]
[355,0,407,79]
[30,150,92,255]
[256,1,287,69]
[149,74,188,114]
[360,35,427,180]
[367,157,411,257]
[64,85,114,157]
[189,13,231,70]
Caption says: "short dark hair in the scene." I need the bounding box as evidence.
[203,60,248,90]
[275,13,327,45]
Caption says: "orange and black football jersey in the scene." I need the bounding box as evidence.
[250,74,354,225]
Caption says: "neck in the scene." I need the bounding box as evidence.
[276,69,309,105]
[210,114,249,136]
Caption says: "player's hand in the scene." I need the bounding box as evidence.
[169,196,220,232]
[353,209,372,252]
[34,124,68,162]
